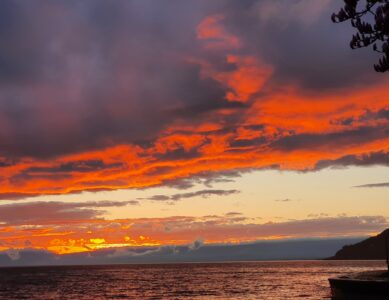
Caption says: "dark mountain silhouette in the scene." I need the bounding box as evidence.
[328,229,389,260]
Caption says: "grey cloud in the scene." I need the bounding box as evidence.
[125,214,389,241]
[26,160,124,174]
[255,216,389,237]
[161,178,198,190]
[170,189,240,201]
[229,136,267,148]
[308,213,329,218]
[0,186,132,201]
[377,108,389,120]
[272,126,386,152]
[109,239,205,259]
[335,108,389,125]
[161,170,243,191]
[8,160,125,185]
[0,0,231,159]
[315,151,389,170]
[225,0,384,90]
[275,199,295,202]
[353,182,389,188]
[0,159,15,168]
[0,0,385,162]
[0,192,39,201]
[225,212,243,217]
[0,200,139,225]
[144,189,240,202]
[360,108,389,122]
[154,147,202,162]
[146,195,171,201]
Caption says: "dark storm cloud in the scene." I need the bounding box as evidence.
[0,1,52,85]
[0,0,387,201]
[0,0,385,161]
[315,151,389,170]
[0,0,233,159]
[0,200,139,225]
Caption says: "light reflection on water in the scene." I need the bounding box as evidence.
[0,260,385,299]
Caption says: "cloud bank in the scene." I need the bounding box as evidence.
[0,203,386,255]
[0,1,387,200]
[0,237,365,266]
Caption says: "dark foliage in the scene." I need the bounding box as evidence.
[332,0,389,72]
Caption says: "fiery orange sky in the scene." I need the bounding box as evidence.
[0,0,388,261]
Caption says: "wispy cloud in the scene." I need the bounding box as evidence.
[0,200,139,225]
[275,199,298,203]
[353,182,389,188]
[142,189,240,202]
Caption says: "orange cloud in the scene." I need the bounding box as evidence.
[0,13,388,201]
[1,80,388,200]
[197,14,241,50]
[0,214,386,254]
[203,54,273,103]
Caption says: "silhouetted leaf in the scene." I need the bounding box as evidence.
[333,0,389,72]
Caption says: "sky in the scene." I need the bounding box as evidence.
[0,0,388,264]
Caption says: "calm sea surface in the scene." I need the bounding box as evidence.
[0,261,385,299]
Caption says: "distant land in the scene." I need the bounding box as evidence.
[0,238,364,267]
[328,229,389,260]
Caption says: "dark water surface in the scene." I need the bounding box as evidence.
[0,261,385,299]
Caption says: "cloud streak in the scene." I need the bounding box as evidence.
[353,182,389,188]
[143,189,240,202]
[0,200,139,225]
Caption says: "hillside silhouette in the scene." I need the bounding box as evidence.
[328,229,389,260]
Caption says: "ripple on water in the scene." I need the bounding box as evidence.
[0,260,385,299]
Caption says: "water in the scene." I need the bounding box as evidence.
[0,261,385,299]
